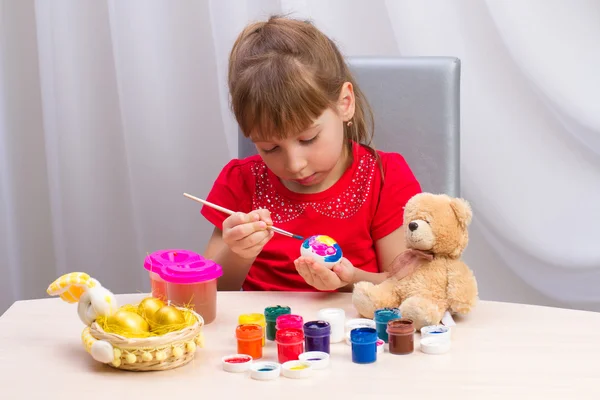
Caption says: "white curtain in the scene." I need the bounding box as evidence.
[1,0,598,315]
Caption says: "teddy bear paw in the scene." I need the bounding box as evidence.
[351,281,377,318]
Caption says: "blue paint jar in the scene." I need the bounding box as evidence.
[350,327,377,364]
[374,308,401,343]
[303,320,331,354]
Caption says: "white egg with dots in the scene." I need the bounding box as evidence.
[300,235,343,269]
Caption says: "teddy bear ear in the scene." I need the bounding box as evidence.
[450,197,473,227]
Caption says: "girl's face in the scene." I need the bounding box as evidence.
[252,108,348,194]
[251,83,355,194]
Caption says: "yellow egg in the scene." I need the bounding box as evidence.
[105,310,150,337]
[149,305,186,329]
[137,297,165,320]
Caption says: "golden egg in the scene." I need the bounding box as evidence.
[150,305,186,329]
[137,297,165,320]
[105,310,150,337]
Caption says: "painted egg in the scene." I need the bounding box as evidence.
[300,235,343,268]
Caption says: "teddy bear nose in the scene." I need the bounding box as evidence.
[408,221,419,231]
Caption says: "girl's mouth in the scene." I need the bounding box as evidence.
[294,173,318,185]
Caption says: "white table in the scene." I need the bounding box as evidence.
[1,292,599,399]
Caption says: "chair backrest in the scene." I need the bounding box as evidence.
[237,56,461,197]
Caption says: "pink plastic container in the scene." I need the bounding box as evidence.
[143,249,223,324]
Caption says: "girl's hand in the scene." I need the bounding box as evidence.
[222,209,274,260]
[294,257,356,291]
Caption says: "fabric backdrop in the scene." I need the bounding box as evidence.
[1,0,598,315]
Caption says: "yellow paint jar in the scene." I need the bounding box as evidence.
[239,313,266,346]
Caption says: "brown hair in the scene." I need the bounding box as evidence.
[228,15,376,154]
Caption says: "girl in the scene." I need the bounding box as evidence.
[202,15,422,292]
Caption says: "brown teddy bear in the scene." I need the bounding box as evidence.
[351,192,478,331]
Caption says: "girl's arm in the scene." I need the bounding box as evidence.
[337,227,412,292]
[203,227,255,291]
[374,226,410,275]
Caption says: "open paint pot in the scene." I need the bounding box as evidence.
[250,361,281,380]
[222,354,253,373]
[281,360,313,379]
[386,318,415,355]
[298,351,330,370]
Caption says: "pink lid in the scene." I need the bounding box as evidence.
[143,249,222,284]
[276,314,304,330]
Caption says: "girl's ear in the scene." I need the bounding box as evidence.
[337,81,355,121]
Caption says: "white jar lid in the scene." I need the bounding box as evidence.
[345,318,376,331]
[298,351,330,369]
[222,354,253,373]
[420,336,451,355]
[250,361,281,380]
[281,360,313,379]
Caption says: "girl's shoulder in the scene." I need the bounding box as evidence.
[356,143,418,185]
[214,154,266,183]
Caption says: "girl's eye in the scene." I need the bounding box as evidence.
[262,146,279,153]
[300,133,319,145]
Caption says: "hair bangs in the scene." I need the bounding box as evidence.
[234,55,332,142]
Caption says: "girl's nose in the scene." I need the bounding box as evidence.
[284,149,307,175]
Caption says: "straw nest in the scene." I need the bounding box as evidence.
[81,307,204,371]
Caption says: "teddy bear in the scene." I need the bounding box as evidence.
[351,192,478,331]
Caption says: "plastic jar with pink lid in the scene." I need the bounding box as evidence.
[143,249,223,324]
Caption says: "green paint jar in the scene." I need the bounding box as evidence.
[264,305,291,341]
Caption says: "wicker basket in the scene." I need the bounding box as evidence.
[81,307,204,371]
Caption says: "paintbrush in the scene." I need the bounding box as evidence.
[183,192,304,241]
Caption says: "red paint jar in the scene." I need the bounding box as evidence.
[236,324,263,360]
[386,319,415,355]
[275,328,304,363]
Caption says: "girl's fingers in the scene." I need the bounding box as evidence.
[311,262,341,289]
[228,221,268,242]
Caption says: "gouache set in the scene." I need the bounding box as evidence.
[224,305,452,381]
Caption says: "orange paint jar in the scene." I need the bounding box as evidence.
[236,324,263,360]
[238,313,266,346]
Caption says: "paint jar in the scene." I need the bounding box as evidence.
[143,250,223,324]
[303,320,331,354]
[386,319,415,355]
[316,308,345,343]
[374,307,402,343]
[238,313,266,346]
[275,328,304,364]
[264,305,291,341]
[276,314,304,331]
[350,327,378,364]
[236,324,263,360]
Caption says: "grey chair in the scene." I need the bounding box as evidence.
[238,56,461,197]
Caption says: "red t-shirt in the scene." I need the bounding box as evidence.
[201,141,421,291]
